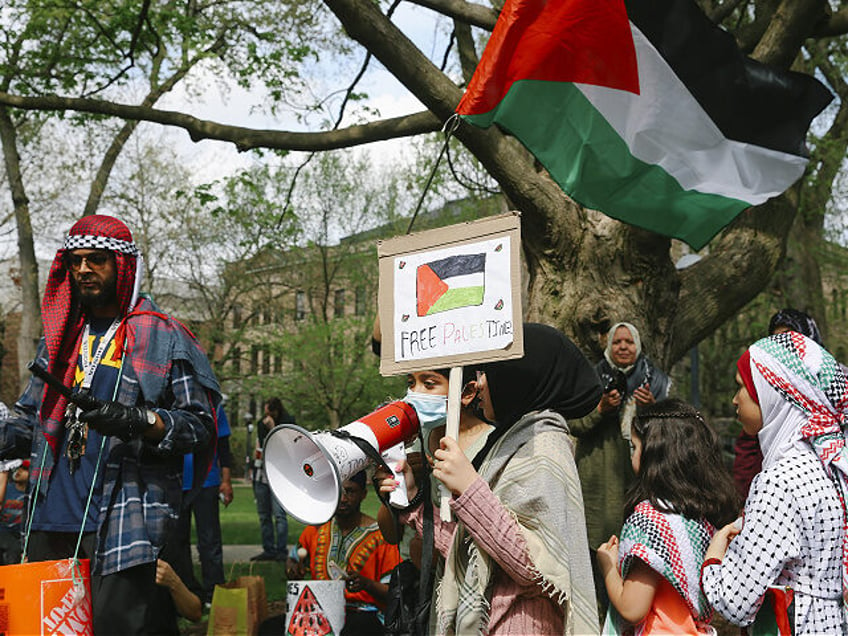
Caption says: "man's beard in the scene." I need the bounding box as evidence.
[76,277,118,309]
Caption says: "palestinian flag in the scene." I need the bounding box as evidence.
[455,0,833,250]
[417,253,486,316]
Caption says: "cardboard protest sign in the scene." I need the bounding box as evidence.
[377,213,523,375]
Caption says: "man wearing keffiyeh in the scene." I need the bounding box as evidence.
[0,215,221,634]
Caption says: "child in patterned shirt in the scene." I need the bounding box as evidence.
[702,332,848,634]
[597,399,738,634]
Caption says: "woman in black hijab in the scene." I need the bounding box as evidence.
[385,323,603,635]
[472,322,605,465]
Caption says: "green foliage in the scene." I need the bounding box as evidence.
[229,151,410,428]
[253,312,405,430]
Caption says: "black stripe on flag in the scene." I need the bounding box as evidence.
[428,254,486,279]
[625,0,832,157]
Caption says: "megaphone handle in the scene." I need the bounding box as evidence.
[384,442,410,507]
[440,366,463,522]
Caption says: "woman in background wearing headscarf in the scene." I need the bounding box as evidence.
[380,323,603,635]
[571,322,671,552]
[702,332,848,634]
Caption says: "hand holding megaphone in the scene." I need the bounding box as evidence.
[381,442,410,508]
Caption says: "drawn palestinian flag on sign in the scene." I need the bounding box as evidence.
[417,253,486,316]
[287,585,334,636]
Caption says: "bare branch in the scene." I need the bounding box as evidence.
[670,192,798,362]
[752,0,830,67]
[407,0,497,30]
[324,0,584,247]
[812,7,848,37]
[0,91,442,151]
[454,19,478,84]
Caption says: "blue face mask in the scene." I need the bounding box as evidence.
[403,390,448,433]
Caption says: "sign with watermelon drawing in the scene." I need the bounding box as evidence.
[377,212,523,375]
[286,581,345,636]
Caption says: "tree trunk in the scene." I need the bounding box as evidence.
[0,107,42,389]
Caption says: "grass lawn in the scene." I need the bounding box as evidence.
[216,480,383,547]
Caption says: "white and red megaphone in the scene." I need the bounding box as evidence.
[263,401,419,525]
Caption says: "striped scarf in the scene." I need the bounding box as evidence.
[603,500,715,635]
[438,410,598,635]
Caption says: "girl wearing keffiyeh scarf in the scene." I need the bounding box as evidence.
[702,332,848,634]
[596,399,737,635]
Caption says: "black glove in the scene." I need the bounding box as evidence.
[78,402,154,442]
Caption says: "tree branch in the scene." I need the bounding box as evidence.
[752,0,830,67]
[812,7,848,38]
[0,91,442,151]
[670,192,798,362]
[707,0,747,24]
[454,19,479,84]
[406,0,497,30]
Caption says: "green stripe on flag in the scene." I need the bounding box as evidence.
[427,287,485,315]
[461,80,749,250]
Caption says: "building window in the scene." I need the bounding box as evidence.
[262,345,271,375]
[231,346,241,373]
[334,289,345,318]
[355,286,366,316]
[295,291,306,321]
[232,305,242,329]
[250,345,259,374]
[274,352,282,374]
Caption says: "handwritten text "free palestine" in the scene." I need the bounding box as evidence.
[398,320,513,358]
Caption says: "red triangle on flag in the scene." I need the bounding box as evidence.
[457,0,639,116]
[416,264,449,317]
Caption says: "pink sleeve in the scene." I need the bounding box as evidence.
[400,500,457,558]
[450,477,536,587]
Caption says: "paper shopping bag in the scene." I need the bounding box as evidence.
[0,558,93,636]
[207,575,268,636]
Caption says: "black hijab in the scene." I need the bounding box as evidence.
[768,308,823,345]
[472,323,602,466]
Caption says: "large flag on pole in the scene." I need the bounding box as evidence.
[455,0,833,250]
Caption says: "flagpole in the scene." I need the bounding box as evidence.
[440,365,463,521]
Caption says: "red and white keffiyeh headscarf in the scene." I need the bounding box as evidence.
[740,332,848,600]
[39,214,144,455]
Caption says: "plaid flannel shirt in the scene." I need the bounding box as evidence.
[0,298,219,575]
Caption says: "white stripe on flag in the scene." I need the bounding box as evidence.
[575,24,808,204]
[443,273,484,289]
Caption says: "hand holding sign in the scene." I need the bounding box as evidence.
[377,214,523,521]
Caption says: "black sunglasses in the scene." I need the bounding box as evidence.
[65,251,111,271]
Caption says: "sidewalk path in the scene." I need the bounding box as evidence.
[191,544,266,564]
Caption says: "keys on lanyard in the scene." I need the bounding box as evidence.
[64,318,120,474]
[65,395,89,474]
